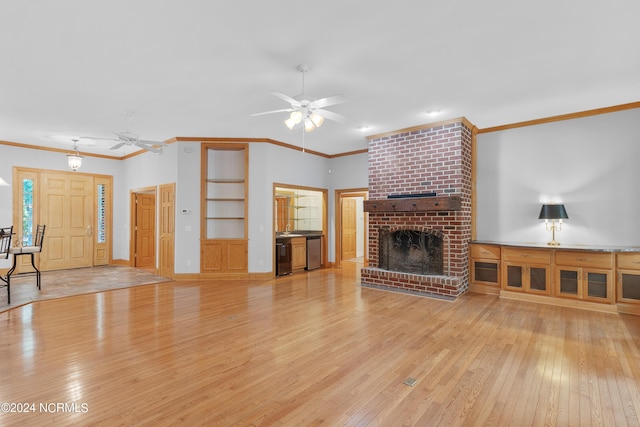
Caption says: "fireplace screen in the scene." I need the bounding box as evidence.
[379,228,443,275]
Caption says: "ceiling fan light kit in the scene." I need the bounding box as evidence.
[252,64,348,133]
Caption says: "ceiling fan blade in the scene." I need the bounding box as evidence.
[110,142,125,150]
[313,94,347,108]
[315,108,349,123]
[270,91,301,106]
[138,139,167,146]
[135,142,162,153]
[80,136,119,141]
[250,108,295,117]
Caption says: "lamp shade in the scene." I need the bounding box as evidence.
[538,204,568,220]
[0,176,9,186]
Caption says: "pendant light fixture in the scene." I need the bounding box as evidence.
[67,139,83,171]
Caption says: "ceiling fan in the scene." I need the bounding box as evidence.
[252,64,348,132]
[81,131,166,153]
[81,112,167,153]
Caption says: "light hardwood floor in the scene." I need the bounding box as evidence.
[2,261,640,426]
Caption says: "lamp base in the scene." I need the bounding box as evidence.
[547,240,561,246]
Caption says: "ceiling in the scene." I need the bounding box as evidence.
[2,1,639,157]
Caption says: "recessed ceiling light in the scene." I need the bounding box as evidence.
[357,125,370,131]
[426,109,441,116]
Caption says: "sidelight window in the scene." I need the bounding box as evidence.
[21,178,34,246]
[97,184,106,244]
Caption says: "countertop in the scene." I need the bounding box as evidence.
[472,240,640,253]
[276,232,323,241]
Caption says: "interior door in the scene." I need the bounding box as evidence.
[341,198,357,260]
[40,172,93,271]
[159,183,175,278]
[135,193,156,269]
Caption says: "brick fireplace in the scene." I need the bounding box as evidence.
[361,118,474,300]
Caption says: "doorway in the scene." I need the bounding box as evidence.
[12,167,113,273]
[335,189,368,268]
[130,188,157,270]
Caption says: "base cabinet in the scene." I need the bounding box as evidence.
[470,242,640,315]
[502,248,551,295]
[554,251,613,303]
[555,267,612,302]
[291,237,307,270]
[201,239,248,273]
[617,253,640,314]
[469,244,501,294]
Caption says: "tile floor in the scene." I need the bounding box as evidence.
[1,265,172,313]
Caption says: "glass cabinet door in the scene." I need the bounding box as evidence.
[505,265,523,289]
[586,272,608,299]
[473,260,499,285]
[529,267,547,292]
[558,268,580,297]
[620,271,640,302]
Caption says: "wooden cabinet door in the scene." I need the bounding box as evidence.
[201,240,247,273]
[226,240,248,272]
[291,238,307,270]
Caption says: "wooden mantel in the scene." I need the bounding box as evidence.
[363,195,461,213]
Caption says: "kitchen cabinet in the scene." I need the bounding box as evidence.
[291,237,307,270]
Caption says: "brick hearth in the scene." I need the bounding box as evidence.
[361,118,474,300]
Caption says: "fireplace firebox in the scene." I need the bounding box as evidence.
[379,228,443,275]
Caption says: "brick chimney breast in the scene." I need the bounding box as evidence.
[361,119,474,300]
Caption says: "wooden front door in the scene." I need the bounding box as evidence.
[341,198,357,260]
[135,193,156,269]
[159,183,175,278]
[40,172,94,271]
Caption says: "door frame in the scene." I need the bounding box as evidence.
[12,166,113,272]
[334,188,368,269]
[129,186,157,270]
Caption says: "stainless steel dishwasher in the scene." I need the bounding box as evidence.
[306,236,321,270]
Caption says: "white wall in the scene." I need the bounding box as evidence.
[476,108,640,246]
[120,143,179,261]
[327,152,369,261]
[174,142,201,273]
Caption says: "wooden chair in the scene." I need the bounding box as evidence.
[6,225,46,303]
[0,226,14,303]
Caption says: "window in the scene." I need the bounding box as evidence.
[97,184,106,244]
[21,178,34,246]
